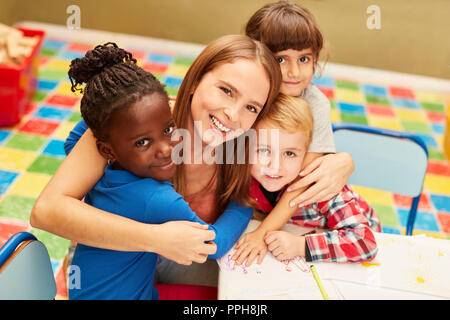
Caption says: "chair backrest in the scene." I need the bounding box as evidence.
[332,123,428,235]
[0,232,57,300]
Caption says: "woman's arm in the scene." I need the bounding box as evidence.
[147,185,253,260]
[30,127,216,265]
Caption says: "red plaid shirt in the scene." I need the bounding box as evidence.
[250,178,381,263]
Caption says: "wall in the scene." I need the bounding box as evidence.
[1,0,449,79]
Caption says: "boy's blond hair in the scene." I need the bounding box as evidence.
[258,93,314,149]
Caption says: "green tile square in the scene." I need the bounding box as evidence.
[420,102,444,113]
[401,120,432,134]
[0,195,36,221]
[4,133,47,152]
[38,69,68,80]
[366,95,390,106]
[33,91,48,102]
[329,99,336,110]
[336,80,360,91]
[40,47,59,57]
[427,147,446,161]
[30,228,71,260]
[27,155,63,175]
[153,73,163,82]
[340,112,368,125]
[372,204,400,227]
[174,56,195,66]
[166,86,179,97]
[68,111,82,123]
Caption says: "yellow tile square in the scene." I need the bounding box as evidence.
[7,172,52,198]
[368,116,403,131]
[423,174,450,194]
[46,58,71,71]
[335,88,365,104]
[52,122,77,140]
[330,109,340,122]
[350,185,393,206]
[414,91,448,104]
[166,64,189,77]
[394,109,427,122]
[55,82,82,97]
[0,148,38,171]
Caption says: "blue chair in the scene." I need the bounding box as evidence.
[332,123,428,236]
[0,231,57,299]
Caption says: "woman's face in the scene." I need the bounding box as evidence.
[190,59,270,147]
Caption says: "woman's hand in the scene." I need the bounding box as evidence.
[286,152,354,207]
[155,221,217,265]
[265,231,305,261]
[231,229,267,267]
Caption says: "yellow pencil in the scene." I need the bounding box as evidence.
[310,265,330,300]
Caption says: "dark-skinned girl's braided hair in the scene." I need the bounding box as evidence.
[68,42,168,140]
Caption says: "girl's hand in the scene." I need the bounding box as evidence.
[157,221,217,265]
[286,152,354,207]
[264,231,305,261]
[232,229,267,267]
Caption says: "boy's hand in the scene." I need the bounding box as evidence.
[232,229,267,267]
[264,231,305,261]
[286,152,354,207]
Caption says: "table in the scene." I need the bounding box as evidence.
[217,220,450,300]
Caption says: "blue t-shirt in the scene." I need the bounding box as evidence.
[66,120,253,300]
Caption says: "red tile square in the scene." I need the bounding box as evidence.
[39,56,51,66]
[0,220,29,247]
[55,265,68,298]
[46,94,80,108]
[18,118,60,136]
[437,212,450,234]
[317,86,334,99]
[128,49,147,60]
[366,104,396,117]
[142,62,168,74]
[426,160,450,177]
[389,86,415,99]
[426,111,447,124]
[393,193,432,211]
[66,43,94,52]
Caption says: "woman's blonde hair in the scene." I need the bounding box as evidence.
[258,94,314,149]
[172,34,281,211]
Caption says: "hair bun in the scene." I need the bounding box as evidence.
[68,42,136,92]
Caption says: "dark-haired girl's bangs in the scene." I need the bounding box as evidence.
[261,14,321,55]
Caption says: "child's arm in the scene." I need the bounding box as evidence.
[147,189,253,260]
[302,186,379,263]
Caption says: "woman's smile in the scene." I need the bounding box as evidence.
[209,114,233,135]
